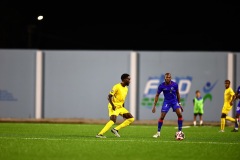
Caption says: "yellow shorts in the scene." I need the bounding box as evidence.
[222,104,232,114]
[108,104,129,117]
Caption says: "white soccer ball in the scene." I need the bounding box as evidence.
[175,131,185,140]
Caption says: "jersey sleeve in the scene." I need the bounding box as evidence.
[157,84,162,94]
[109,85,118,96]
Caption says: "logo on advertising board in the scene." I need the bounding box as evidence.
[0,90,18,101]
[141,74,217,109]
[202,81,218,103]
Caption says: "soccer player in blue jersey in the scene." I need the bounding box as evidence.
[152,73,184,138]
[230,85,240,132]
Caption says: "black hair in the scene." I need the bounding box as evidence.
[195,90,200,94]
[121,73,130,81]
[225,80,231,84]
[165,73,171,76]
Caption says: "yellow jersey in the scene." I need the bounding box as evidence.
[224,87,235,104]
[109,83,128,109]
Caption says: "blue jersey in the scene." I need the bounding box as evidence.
[157,81,179,103]
[237,86,240,107]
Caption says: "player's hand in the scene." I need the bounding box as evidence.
[152,106,156,113]
[180,106,184,112]
[230,101,233,106]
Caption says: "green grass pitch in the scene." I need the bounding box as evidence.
[0,122,239,160]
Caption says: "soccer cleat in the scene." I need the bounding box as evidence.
[96,134,106,138]
[153,132,160,138]
[219,130,224,132]
[231,129,239,132]
[111,128,120,137]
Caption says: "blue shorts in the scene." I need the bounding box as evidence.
[236,105,240,114]
[161,101,181,113]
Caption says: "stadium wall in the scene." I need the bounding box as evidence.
[0,50,239,122]
[0,49,36,118]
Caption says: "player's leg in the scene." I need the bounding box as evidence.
[193,114,197,126]
[97,115,116,138]
[220,113,226,132]
[153,112,167,138]
[96,105,118,138]
[226,116,235,122]
[175,108,183,131]
[199,107,204,126]
[224,105,235,122]
[199,114,203,126]
[232,109,240,132]
[112,108,134,137]
[114,111,134,131]
[153,102,169,138]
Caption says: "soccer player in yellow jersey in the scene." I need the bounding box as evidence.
[96,73,135,138]
[219,80,236,132]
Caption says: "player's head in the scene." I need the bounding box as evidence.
[121,73,130,86]
[164,73,171,84]
[195,90,201,97]
[225,80,230,89]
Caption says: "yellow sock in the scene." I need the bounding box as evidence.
[98,120,114,135]
[115,118,134,131]
[221,118,225,130]
[226,116,235,122]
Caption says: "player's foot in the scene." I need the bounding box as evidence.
[231,129,239,132]
[219,130,224,132]
[153,132,160,138]
[111,128,120,137]
[96,134,106,138]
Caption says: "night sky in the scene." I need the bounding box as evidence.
[1,4,240,51]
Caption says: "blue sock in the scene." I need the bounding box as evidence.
[158,119,163,132]
[178,118,183,131]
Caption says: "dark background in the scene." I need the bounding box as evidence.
[1,4,240,51]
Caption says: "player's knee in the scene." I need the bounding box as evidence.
[221,114,226,118]
[177,113,182,118]
[178,115,182,119]
[110,116,117,123]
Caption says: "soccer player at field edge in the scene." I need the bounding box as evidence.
[193,90,204,126]
[219,80,236,132]
[152,73,184,138]
[229,85,240,132]
[96,73,134,138]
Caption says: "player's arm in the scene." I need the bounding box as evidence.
[230,89,237,106]
[177,89,183,112]
[237,94,240,99]
[108,94,116,110]
[152,93,160,113]
[152,85,162,113]
[230,91,238,106]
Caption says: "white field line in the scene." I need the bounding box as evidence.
[0,137,239,145]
